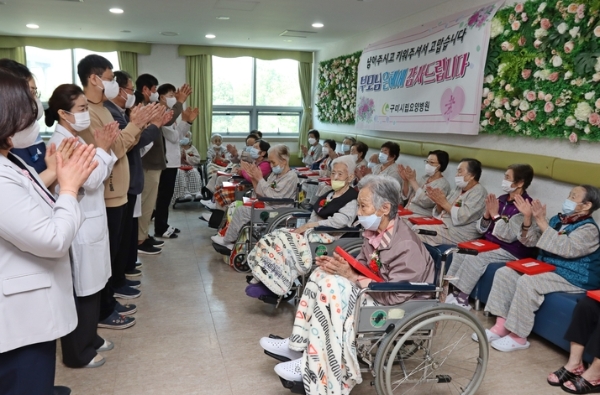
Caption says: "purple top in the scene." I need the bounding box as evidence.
[484,193,537,259]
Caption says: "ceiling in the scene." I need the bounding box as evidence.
[0,0,452,51]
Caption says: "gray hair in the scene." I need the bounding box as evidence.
[331,155,356,176]
[581,184,600,213]
[211,133,222,142]
[268,144,290,162]
[357,175,400,220]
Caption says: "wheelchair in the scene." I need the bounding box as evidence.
[279,237,489,395]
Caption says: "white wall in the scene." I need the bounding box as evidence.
[312,0,599,216]
[138,44,186,88]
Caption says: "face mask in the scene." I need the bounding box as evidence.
[244,146,253,152]
[562,199,578,215]
[323,147,330,156]
[35,97,44,120]
[331,180,346,191]
[11,121,40,149]
[67,111,91,132]
[166,97,177,109]
[501,179,517,193]
[367,161,377,169]
[180,138,190,146]
[308,137,316,145]
[212,144,221,150]
[341,144,350,152]
[358,213,382,231]
[272,165,283,175]
[249,147,260,159]
[102,79,119,100]
[425,163,438,176]
[125,93,136,108]
[351,154,359,162]
[455,176,469,189]
[149,91,159,102]
[378,152,389,163]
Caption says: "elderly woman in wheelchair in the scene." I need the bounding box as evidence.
[211,144,298,250]
[259,175,450,394]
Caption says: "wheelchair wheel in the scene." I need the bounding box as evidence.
[266,210,310,233]
[374,304,488,395]
[232,254,250,273]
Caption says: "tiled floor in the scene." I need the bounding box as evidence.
[55,205,572,394]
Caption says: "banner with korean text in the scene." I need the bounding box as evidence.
[355,1,503,135]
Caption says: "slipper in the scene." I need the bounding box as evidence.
[562,376,600,394]
[490,335,530,352]
[548,366,585,387]
[471,329,501,343]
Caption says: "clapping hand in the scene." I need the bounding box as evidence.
[301,145,308,155]
[398,164,408,181]
[130,103,155,129]
[226,144,237,156]
[45,137,79,176]
[56,143,98,195]
[240,161,262,182]
[485,193,500,218]
[176,84,192,103]
[315,252,356,280]
[182,107,199,123]
[513,194,532,218]
[425,186,447,206]
[94,121,120,152]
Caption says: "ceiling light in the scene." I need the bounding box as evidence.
[109,8,123,14]
[205,34,216,39]
[283,39,293,42]
[216,16,230,20]
[26,23,39,29]
[312,22,324,28]
[161,31,179,36]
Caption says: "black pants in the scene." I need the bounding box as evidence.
[99,204,127,321]
[0,340,56,395]
[116,194,137,277]
[61,292,104,367]
[565,296,600,358]
[154,167,178,236]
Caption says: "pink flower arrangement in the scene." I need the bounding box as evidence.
[521,13,528,22]
[483,99,491,107]
[569,132,578,143]
[514,3,524,13]
[522,69,532,79]
[540,18,552,30]
[515,110,522,118]
[548,72,559,82]
[518,36,527,46]
[595,26,600,38]
[534,39,542,48]
[526,91,536,101]
[589,113,600,126]
[535,57,545,67]
[526,110,537,121]
[545,94,553,102]
[567,4,578,13]
[538,91,546,100]
[564,41,574,53]
[596,99,600,110]
[544,102,555,113]
[512,21,521,31]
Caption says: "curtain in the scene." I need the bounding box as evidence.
[0,47,26,64]
[185,55,213,155]
[118,51,138,80]
[179,45,312,62]
[0,36,151,54]
[298,61,313,155]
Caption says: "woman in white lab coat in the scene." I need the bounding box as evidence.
[46,84,119,369]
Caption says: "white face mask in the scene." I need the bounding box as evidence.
[351,154,358,162]
[35,97,44,120]
[66,111,91,132]
[341,144,350,152]
[149,91,159,102]
[358,213,382,231]
[323,147,330,156]
[455,175,469,189]
[102,79,120,100]
[308,137,316,145]
[367,161,377,169]
[125,93,136,108]
[501,179,517,193]
[212,144,221,150]
[11,121,40,149]
[425,163,438,176]
[378,152,389,163]
[166,97,177,109]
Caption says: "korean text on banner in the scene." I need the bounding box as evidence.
[355,1,504,135]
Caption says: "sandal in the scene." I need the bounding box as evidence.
[548,366,584,386]
[562,376,600,394]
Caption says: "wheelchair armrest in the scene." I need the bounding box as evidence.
[230,175,245,181]
[368,281,437,292]
[304,180,320,185]
[313,226,362,233]
[258,197,295,205]
[292,213,312,218]
[297,174,308,179]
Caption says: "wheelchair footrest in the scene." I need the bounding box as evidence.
[264,350,291,362]
[259,295,280,305]
[279,378,306,394]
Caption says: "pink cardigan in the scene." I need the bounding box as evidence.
[240,160,272,182]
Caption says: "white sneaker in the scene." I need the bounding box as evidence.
[472,329,502,343]
[445,293,457,304]
[274,358,302,382]
[201,199,216,209]
[490,335,530,352]
[447,297,472,311]
[201,212,212,222]
[211,234,233,249]
[194,192,203,200]
[182,193,193,201]
[259,337,303,361]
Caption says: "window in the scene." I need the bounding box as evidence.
[212,57,302,136]
[25,46,119,133]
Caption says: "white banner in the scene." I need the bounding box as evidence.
[355,1,503,135]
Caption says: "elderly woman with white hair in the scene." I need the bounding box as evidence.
[211,144,298,250]
[259,175,435,395]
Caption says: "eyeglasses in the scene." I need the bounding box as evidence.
[424,160,439,166]
[30,87,41,99]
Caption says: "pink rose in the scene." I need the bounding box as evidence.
[521,13,528,22]
[518,36,527,46]
[483,99,491,107]
[589,112,600,126]
[487,92,495,100]
[569,132,578,143]
[538,91,545,100]
[515,110,522,118]
[544,102,555,113]
[567,4,578,13]
[549,72,559,82]
[514,3,524,13]
[564,41,574,53]
[495,109,504,118]
[545,94,553,102]
[535,57,545,67]
[534,39,542,49]
[540,18,552,30]
[512,21,521,31]
[489,119,495,125]
[485,111,491,118]
[501,41,510,51]
[556,98,564,106]
[522,69,532,79]
[595,26,600,38]
[526,91,536,101]
[596,98,600,109]
[526,110,537,121]
[522,115,529,123]
[577,4,585,17]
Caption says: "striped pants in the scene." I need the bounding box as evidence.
[448,248,517,294]
[484,267,583,338]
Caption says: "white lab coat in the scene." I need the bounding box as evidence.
[49,125,117,297]
[0,153,83,353]
[163,118,191,168]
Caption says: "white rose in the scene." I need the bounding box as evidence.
[540,70,551,80]
[504,102,511,110]
[593,73,600,82]
[505,84,513,92]
[585,91,596,100]
[570,26,580,38]
[515,124,522,132]
[595,58,600,72]
[538,2,547,12]
[574,102,593,121]
[495,109,504,118]
[557,22,568,34]
[481,120,489,127]
[485,74,494,83]
[519,101,530,111]
[535,28,548,39]
[552,56,563,67]
[511,99,521,107]
[585,126,591,135]
[491,18,504,38]
[565,116,576,126]
[564,71,573,80]
[493,97,502,108]
[498,63,507,76]
[482,87,490,98]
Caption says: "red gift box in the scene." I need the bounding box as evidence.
[335,246,384,282]
[458,239,501,253]
[408,217,444,225]
[397,207,414,216]
[243,197,265,208]
[507,258,556,275]
[587,290,600,303]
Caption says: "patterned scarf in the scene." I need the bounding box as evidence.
[559,212,592,225]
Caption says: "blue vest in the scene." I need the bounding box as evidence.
[538,216,600,290]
